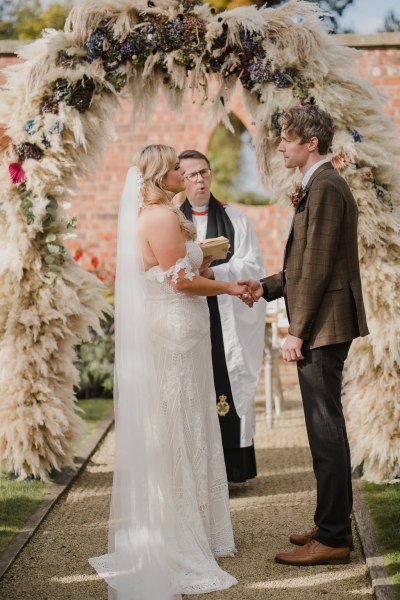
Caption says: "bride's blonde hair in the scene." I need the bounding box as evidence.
[137,144,196,241]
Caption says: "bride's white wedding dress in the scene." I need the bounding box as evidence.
[90,239,237,597]
[142,240,236,594]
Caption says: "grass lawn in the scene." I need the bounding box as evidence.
[77,397,114,438]
[0,398,113,553]
[362,480,400,599]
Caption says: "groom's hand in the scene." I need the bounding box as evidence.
[282,334,304,362]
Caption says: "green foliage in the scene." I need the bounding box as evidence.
[0,473,49,552]
[362,480,400,598]
[0,0,71,40]
[0,398,112,552]
[77,398,114,435]
[18,183,34,224]
[382,11,400,33]
[207,114,270,204]
[76,314,114,399]
[232,190,271,205]
[208,114,245,201]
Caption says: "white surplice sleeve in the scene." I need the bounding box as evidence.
[212,206,265,282]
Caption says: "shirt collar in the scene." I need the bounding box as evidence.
[301,158,331,189]
[190,202,209,211]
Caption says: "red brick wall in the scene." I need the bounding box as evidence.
[354,47,400,127]
[1,40,400,275]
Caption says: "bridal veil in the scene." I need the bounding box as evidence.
[89,166,180,600]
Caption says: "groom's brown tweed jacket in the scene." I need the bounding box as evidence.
[261,162,369,350]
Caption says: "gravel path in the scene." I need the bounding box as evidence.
[0,381,372,600]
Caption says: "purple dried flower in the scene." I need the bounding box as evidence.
[273,68,296,89]
[350,129,363,143]
[239,30,262,55]
[86,30,108,63]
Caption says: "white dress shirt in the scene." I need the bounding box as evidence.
[301,158,331,189]
[191,204,209,241]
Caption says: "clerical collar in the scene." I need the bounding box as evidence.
[190,202,209,216]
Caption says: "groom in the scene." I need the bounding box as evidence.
[242,104,369,566]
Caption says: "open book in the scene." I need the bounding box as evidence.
[199,236,230,260]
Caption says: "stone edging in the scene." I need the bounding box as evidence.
[352,475,396,600]
[0,409,115,581]
[335,32,400,47]
[0,40,29,55]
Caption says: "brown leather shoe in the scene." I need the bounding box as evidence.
[276,539,350,566]
[290,526,354,551]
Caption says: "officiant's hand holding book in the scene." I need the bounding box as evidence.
[198,236,230,261]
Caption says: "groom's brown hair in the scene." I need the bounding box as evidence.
[279,104,334,155]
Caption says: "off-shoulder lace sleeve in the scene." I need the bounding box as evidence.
[165,254,196,284]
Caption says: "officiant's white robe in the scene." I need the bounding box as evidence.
[194,205,266,447]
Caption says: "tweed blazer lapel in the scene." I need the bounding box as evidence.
[284,162,334,264]
[302,161,334,195]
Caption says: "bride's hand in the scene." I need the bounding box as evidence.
[226,282,253,304]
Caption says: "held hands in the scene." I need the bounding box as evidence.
[237,279,264,308]
[227,282,252,298]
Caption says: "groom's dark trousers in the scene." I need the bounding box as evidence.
[261,163,369,548]
[298,341,352,547]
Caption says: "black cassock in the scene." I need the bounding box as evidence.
[181,195,257,482]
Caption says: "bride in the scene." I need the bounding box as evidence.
[89,145,250,599]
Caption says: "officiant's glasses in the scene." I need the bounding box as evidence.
[184,168,211,182]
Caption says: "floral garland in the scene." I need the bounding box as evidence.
[6,0,390,271]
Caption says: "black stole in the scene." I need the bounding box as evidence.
[180,194,241,448]
[180,194,235,265]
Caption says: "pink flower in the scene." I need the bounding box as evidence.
[91,256,99,268]
[9,162,26,184]
[288,182,303,207]
[74,249,83,261]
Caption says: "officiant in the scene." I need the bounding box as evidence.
[179,150,266,483]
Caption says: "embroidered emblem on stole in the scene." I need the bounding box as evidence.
[217,394,230,417]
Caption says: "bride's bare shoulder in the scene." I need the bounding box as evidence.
[139,204,180,229]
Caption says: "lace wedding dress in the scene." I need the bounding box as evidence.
[90,240,237,598]
[142,240,237,594]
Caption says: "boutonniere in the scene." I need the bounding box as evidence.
[288,182,304,208]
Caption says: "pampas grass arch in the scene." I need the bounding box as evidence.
[0,0,399,482]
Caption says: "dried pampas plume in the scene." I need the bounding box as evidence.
[0,0,399,481]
